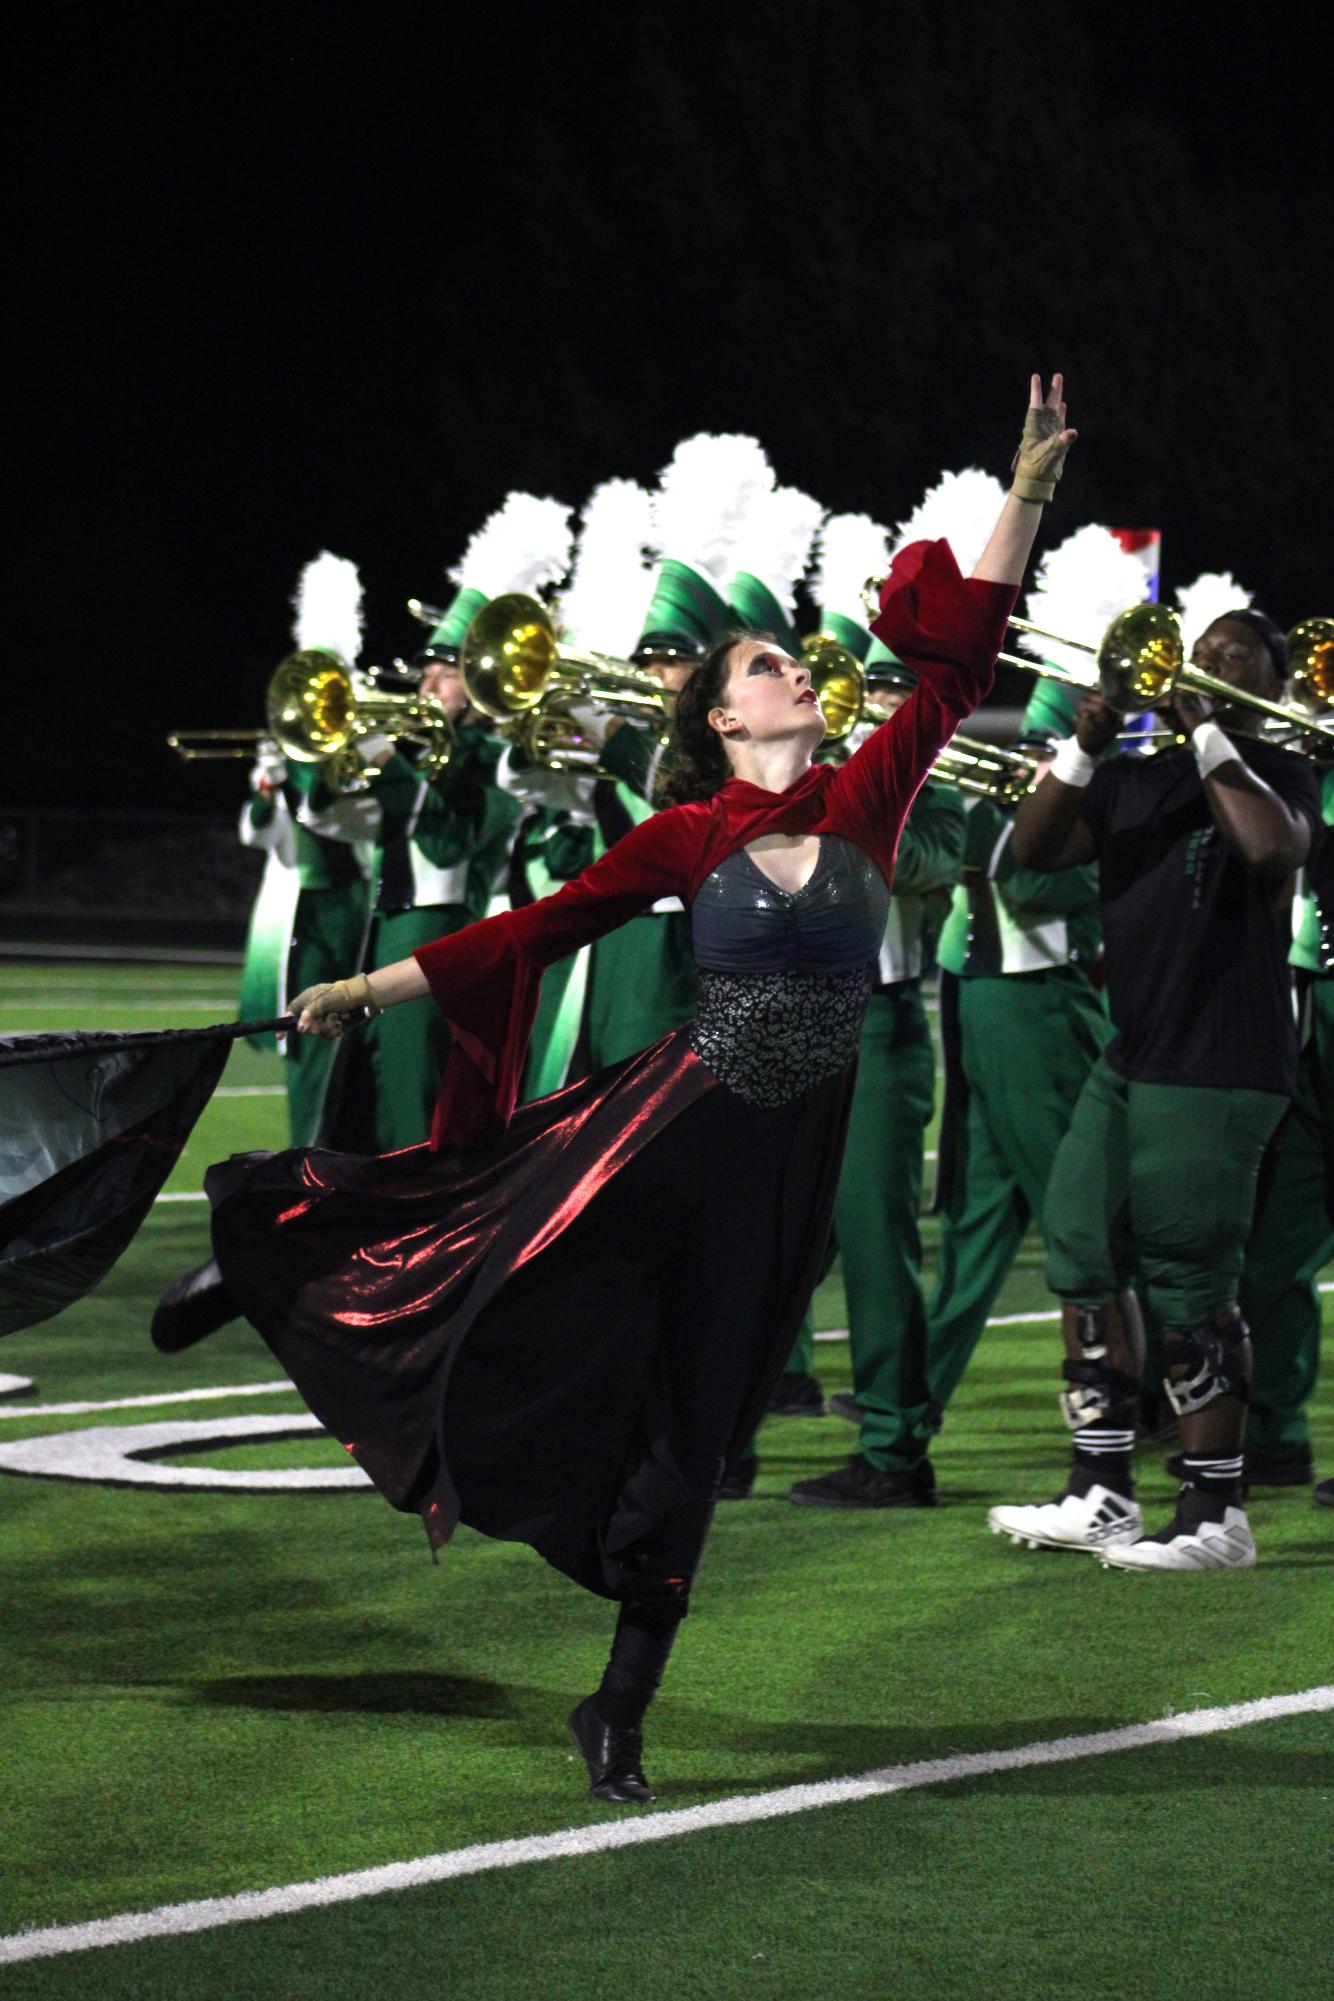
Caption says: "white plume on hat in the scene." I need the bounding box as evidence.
[814,512,892,620]
[291,551,364,664]
[1174,571,1255,652]
[649,433,775,583]
[559,479,655,655]
[1018,524,1152,679]
[726,485,825,615]
[890,467,1008,577]
[449,492,574,598]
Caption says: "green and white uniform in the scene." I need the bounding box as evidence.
[237,763,373,1146]
[331,725,520,1151]
[836,776,966,1470]
[1238,766,1334,1460]
[924,792,1108,1426]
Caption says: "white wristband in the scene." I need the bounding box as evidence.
[1049,735,1096,789]
[1192,720,1241,780]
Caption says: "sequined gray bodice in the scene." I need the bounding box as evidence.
[691,835,891,974]
[688,836,889,1106]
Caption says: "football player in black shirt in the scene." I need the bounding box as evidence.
[989,610,1321,1570]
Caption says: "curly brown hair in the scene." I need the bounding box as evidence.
[656,628,767,807]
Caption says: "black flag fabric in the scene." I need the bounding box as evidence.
[0,1020,290,1336]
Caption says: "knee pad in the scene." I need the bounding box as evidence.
[1059,1357,1141,1432]
[1162,1315,1252,1418]
[1059,1304,1140,1431]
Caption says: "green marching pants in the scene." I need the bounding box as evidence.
[1239,978,1334,1457]
[834,984,936,1470]
[926,967,1108,1418]
[330,906,465,1152]
[283,884,370,1148]
[1045,1055,1287,1326]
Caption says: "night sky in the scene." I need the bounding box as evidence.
[13,3,1332,814]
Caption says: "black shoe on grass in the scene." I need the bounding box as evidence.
[788,1454,936,1509]
[567,1696,655,1804]
[767,1371,827,1417]
[1312,1477,1334,1510]
[828,1391,862,1425]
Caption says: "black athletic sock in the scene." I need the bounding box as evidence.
[1071,1425,1136,1498]
[1180,1453,1244,1507]
[596,1600,683,1730]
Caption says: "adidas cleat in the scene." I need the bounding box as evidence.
[1101,1492,1256,1572]
[988,1477,1142,1554]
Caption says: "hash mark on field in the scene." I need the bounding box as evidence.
[2,1687,1329,1964]
[0,1381,294,1421]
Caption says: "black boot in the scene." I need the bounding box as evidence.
[788,1453,937,1509]
[567,1695,656,1804]
[151,1258,239,1353]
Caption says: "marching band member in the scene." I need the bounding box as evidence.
[790,638,966,1505]
[1216,728,1334,1494]
[992,607,1320,1570]
[332,498,571,1149]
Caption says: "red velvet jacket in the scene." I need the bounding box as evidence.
[415,538,1016,1148]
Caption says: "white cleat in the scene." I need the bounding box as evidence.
[988,1482,1142,1554]
[1102,1502,1256,1572]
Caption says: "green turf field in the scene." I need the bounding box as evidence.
[1,960,1331,1999]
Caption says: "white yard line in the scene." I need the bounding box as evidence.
[153,1191,210,1203]
[2,1687,1328,1965]
[213,1086,285,1097]
[0,999,238,1012]
[0,1381,294,1421]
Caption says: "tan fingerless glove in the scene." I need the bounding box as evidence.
[1011,406,1070,503]
[289,973,383,1033]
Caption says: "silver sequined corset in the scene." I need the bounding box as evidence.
[687,836,889,1107]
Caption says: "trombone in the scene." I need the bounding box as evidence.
[998,604,1334,745]
[168,649,455,788]
[459,593,670,742]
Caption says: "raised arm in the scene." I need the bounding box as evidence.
[825,373,1078,874]
[972,373,1078,584]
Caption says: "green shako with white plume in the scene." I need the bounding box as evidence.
[559,479,655,658]
[425,494,575,657]
[725,484,825,656]
[637,433,774,659]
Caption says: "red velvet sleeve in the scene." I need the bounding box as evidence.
[412,805,706,1150]
[821,538,1017,877]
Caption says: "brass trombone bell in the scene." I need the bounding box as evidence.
[1288,618,1334,709]
[460,593,666,725]
[801,636,866,742]
[266,648,455,781]
[1004,604,1334,745]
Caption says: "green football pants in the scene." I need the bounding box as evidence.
[330,906,465,1153]
[1239,978,1334,1456]
[925,970,1108,1419]
[833,985,936,1471]
[283,885,371,1148]
[1045,1056,1286,1327]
